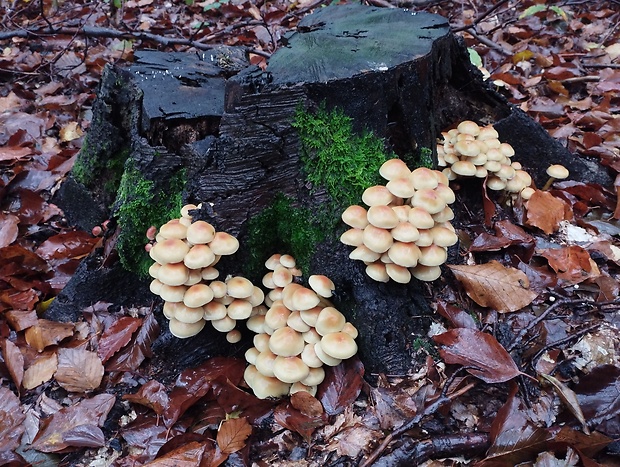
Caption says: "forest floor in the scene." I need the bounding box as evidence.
[1,0,620,466]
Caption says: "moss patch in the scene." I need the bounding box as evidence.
[72,138,130,196]
[245,194,324,279]
[114,161,185,277]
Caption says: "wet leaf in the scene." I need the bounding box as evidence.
[217,417,252,454]
[211,375,275,424]
[123,380,170,416]
[433,328,522,383]
[291,391,324,417]
[23,351,58,389]
[149,440,227,467]
[31,393,115,452]
[449,261,538,313]
[4,309,38,331]
[0,213,19,248]
[274,400,327,443]
[2,339,24,390]
[97,316,143,363]
[0,386,26,451]
[316,356,364,416]
[539,246,600,284]
[24,319,74,352]
[574,365,620,428]
[525,190,572,234]
[35,231,98,261]
[105,309,159,372]
[55,348,104,393]
[539,373,589,434]
[436,300,478,329]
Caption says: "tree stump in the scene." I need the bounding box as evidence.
[50,4,610,376]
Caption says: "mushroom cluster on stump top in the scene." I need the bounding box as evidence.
[437,120,536,199]
[149,204,264,342]
[244,254,358,399]
[340,161,458,283]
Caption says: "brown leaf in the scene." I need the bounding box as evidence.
[539,246,600,284]
[55,348,104,393]
[433,328,522,383]
[0,386,26,451]
[436,300,478,329]
[0,146,32,161]
[1,339,24,390]
[123,380,170,416]
[31,393,115,452]
[97,316,143,363]
[273,400,327,443]
[105,309,159,372]
[4,309,38,331]
[148,440,227,467]
[449,261,538,313]
[24,319,74,352]
[23,351,58,389]
[35,231,98,261]
[291,391,324,417]
[217,417,252,455]
[0,213,19,248]
[316,356,364,416]
[525,190,572,234]
[539,373,589,434]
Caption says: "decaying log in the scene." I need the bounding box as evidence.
[50,4,611,376]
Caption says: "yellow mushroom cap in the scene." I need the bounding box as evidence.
[457,120,481,136]
[418,244,448,267]
[379,158,411,181]
[320,332,358,360]
[209,280,227,298]
[391,222,420,243]
[255,350,278,377]
[410,264,442,282]
[265,302,291,330]
[159,284,187,303]
[183,244,216,269]
[340,228,364,247]
[430,226,459,247]
[367,205,399,229]
[486,176,507,191]
[363,225,394,253]
[226,329,242,344]
[203,301,228,321]
[387,241,421,268]
[158,262,190,286]
[245,365,291,399]
[269,326,305,357]
[225,276,254,299]
[245,347,260,365]
[386,177,416,198]
[287,311,311,333]
[253,333,270,352]
[408,207,435,229]
[159,219,188,240]
[186,220,216,244]
[227,299,253,320]
[280,254,296,268]
[308,275,335,298]
[386,263,412,283]
[365,262,389,282]
[450,160,477,177]
[477,125,499,140]
[315,307,346,336]
[150,238,190,264]
[454,140,481,158]
[273,356,310,384]
[342,322,359,339]
[174,303,205,324]
[546,164,569,179]
[209,232,239,256]
[411,189,447,214]
[341,205,369,229]
[432,206,455,223]
[301,342,324,368]
[301,366,325,387]
[168,317,205,338]
[291,287,321,311]
[211,315,236,332]
[521,187,536,200]
[183,283,214,308]
[313,342,342,366]
[409,167,439,190]
[362,185,395,206]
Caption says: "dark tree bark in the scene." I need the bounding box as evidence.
[50,4,611,377]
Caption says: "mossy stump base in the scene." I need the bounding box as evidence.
[51,4,609,377]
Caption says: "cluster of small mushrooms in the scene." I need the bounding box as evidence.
[340,160,458,283]
[147,206,358,399]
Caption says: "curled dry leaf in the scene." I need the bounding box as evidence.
[217,417,252,455]
[0,386,26,451]
[539,245,600,284]
[433,328,522,384]
[24,319,74,352]
[539,373,589,435]
[2,339,24,390]
[525,190,572,234]
[23,351,58,390]
[449,261,538,313]
[55,348,104,393]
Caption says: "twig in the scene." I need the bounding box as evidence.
[366,0,397,8]
[360,369,476,467]
[583,64,620,69]
[530,323,601,371]
[467,29,512,56]
[560,76,600,84]
[452,0,513,33]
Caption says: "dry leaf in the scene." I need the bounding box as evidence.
[525,190,572,234]
[24,319,74,352]
[59,121,83,142]
[216,417,252,455]
[539,373,589,435]
[55,348,104,393]
[291,391,324,417]
[1,339,24,390]
[0,386,26,451]
[539,246,600,284]
[23,351,58,390]
[449,261,538,313]
[0,213,19,248]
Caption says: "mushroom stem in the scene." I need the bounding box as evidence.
[541,177,556,191]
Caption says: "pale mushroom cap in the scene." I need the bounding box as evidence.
[254,332,270,353]
[411,189,447,214]
[486,176,507,191]
[209,280,227,298]
[184,269,203,286]
[174,303,205,324]
[209,232,239,256]
[246,314,266,334]
[546,164,569,179]
[148,262,161,279]
[246,367,291,399]
[280,254,296,268]
[314,342,342,366]
[434,183,456,204]
[477,125,499,140]
[226,329,242,344]
[386,263,412,284]
[475,166,489,178]
[505,176,527,193]
[159,219,188,240]
[180,203,198,219]
[299,307,322,328]
[262,272,276,290]
[150,279,164,295]
[387,241,421,268]
[203,301,228,321]
[281,283,303,310]
[430,226,459,247]
[391,222,420,243]
[416,229,434,247]
[320,332,358,360]
[159,284,187,303]
[379,158,411,181]
[201,266,219,281]
[245,347,260,365]
[158,262,190,286]
[521,187,536,200]
[302,327,322,345]
[409,167,439,190]
[408,207,436,229]
[485,148,504,162]
[418,244,448,267]
[469,152,488,166]
[341,205,369,229]
[497,165,516,181]
[315,306,346,336]
[269,326,305,357]
[301,366,325,387]
[273,356,310,383]
[484,160,502,173]
[349,245,382,263]
[183,283,214,308]
[169,317,205,338]
[308,275,335,298]
[183,244,216,269]
[365,262,389,282]
[363,225,394,253]
[391,205,411,222]
[342,322,359,339]
[150,238,190,264]
[442,167,457,181]
[186,220,216,245]
[265,253,282,270]
[451,160,477,177]
[255,350,278,377]
[226,276,254,299]
[340,228,364,247]
[454,140,481,158]
[272,266,293,288]
[367,205,399,229]
[162,301,176,320]
[291,287,321,311]
[386,177,416,198]
[485,138,501,149]
[457,120,481,136]
[227,299,253,320]
[301,342,324,368]
[432,206,455,223]
[211,315,236,332]
[411,265,442,282]
[287,311,311,333]
[265,302,291,330]
[362,185,395,206]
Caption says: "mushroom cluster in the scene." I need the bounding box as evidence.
[148,204,264,341]
[437,121,535,200]
[243,255,358,399]
[340,161,458,283]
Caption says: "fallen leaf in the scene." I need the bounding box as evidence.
[0,213,19,248]
[0,386,26,451]
[4,309,38,331]
[24,319,74,351]
[291,391,324,417]
[539,246,600,284]
[525,190,572,234]
[316,356,364,416]
[274,400,327,443]
[433,328,522,383]
[436,300,478,329]
[574,365,620,429]
[55,348,104,393]
[123,380,170,416]
[97,316,143,363]
[105,309,159,372]
[539,373,589,434]
[59,121,83,142]
[148,440,227,467]
[23,351,58,389]
[31,393,115,452]
[1,339,24,390]
[449,261,538,312]
[217,417,252,455]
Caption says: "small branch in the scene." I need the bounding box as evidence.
[583,63,620,69]
[467,29,512,56]
[530,323,601,371]
[366,0,397,8]
[452,0,512,33]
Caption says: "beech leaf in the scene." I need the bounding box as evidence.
[316,356,364,416]
[449,261,538,312]
[97,315,143,363]
[539,373,589,434]
[55,348,104,393]
[1,339,24,390]
[0,386,26,451]
[123,380,170,416]
[525,190,572,234]
[539,245,600,284]
[23,351,58,390]
[24,319,74,352]
[433,328,522,383]
[217,417,252,455]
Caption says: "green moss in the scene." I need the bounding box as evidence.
[72,138,130,197]
[412,337,439,359]
[293,104,394,224]
[245,194,324,280]
[115,161,185,276]
[418,147,434,169]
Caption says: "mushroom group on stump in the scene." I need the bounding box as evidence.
[340,161,458,283]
